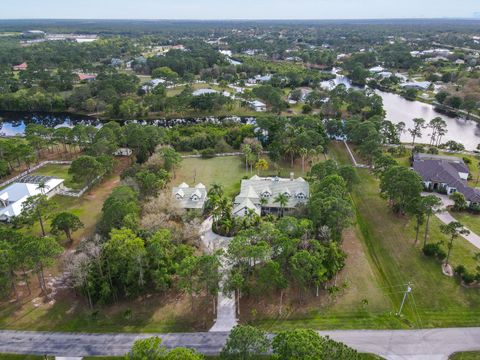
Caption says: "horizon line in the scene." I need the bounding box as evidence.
[0,17,479,21]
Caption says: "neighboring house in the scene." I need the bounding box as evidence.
[172,183,207,209]
[0,176,64,221]
[369,66,385,73]
[247,74,272,84]
[412,153,480,206]
[113,148,133,156]
[248,100,267,112]
[141,78,166,92]
[12,62,28,71]
[192,88,218,96]
[233,174,309,217]
[77,73,97,82]
[401,81,431,91]
[111,58,123,67]
[377,71,393,79]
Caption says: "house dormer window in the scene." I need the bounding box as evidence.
[261,191,271,198]
[296,192,306,199]
[191,195,199,201]
[175,189,185,199]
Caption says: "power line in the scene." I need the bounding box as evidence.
[396,282,412,316]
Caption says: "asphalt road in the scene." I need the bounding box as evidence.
[0,328,479,359]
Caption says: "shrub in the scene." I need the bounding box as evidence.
[423,243,446,260]
[454,265,466,276]
[427,147,439,154]
[469,203,480,214]
[413,145,425,153]
[462,272,477,285]
[463,157,472,165]
[200,148,216,158]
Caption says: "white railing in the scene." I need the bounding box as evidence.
[181,152,244,159]
[58,175,102,198]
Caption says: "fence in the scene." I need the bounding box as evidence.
[58,174,102,198]
[181,152,244,159]
[0,160,72,189]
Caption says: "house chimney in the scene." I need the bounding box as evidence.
[290,172,294,181]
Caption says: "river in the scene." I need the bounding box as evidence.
[0,111,256,137]
[320,71,480,150]
[2,77,480,149]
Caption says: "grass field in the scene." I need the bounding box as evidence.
[450,352,480,360]
[175,155,319,199]
[175,156,245,197]
[31,163,83,190]
[453,212,480,236]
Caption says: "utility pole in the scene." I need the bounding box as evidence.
[397,282,412,316]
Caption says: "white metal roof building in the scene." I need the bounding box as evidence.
[0,178,64,221]
[192,88,218,96]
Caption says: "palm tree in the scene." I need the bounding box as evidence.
[36,181,50,195]
[316,145,325,160]
[274,193,289,217]
[299,147,308,174]
[440,221,470,266]
[218,197,233,219]
[208,183,224,198]
[422,195,443,247]
[220,217,234,236]
[308,148,318,167]
[241,144,252,173]
[284,140,298,169]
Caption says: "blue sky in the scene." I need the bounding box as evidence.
[0,0,478,19]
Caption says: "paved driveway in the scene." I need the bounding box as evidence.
[199,217,237,332]
[422,192,480,249]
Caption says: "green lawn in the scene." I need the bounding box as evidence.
[450,352,480,360]
[454,212,480,236]
[175,155,320,199]
[0,355,48,360]
[175,156,245,197]
[31,164,83,190]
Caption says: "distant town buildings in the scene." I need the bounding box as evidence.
[12,62,28,71]
[77,73,97,82]
[113,148,133,157]
[248,100,267,112]
[192,88,218,96]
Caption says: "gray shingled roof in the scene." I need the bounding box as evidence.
[172,183,207,209]
[233,175,309,212]
[413,154,480,203]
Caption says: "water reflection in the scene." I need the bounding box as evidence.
[320,70,480,150]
